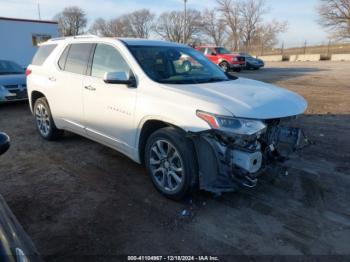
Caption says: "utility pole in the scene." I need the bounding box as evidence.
[303,40,307,55]
[183,0,188,44]
[327,39,331,57]
[37,1,41,20]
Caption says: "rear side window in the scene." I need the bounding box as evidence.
[32,44,57,65]
[64,43,94,75]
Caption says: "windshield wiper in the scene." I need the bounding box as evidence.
[196,78,230,83]
[158,79,189,84]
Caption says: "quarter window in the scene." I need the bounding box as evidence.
[58,45,70,70]
[91,44,130,78]
[32,44,57,66]
[64,43,94,75]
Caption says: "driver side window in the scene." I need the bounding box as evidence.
[91,44,130,78]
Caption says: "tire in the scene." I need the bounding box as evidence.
[34,97,63,141]
[145,127,197,200]
[219,61,229,73]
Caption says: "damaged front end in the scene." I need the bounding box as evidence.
[191,115,308,194]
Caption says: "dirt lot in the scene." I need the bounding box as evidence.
[0,61,350,261]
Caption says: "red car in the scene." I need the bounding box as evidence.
[196,46,245,72]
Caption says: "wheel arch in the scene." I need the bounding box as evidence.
[30,91,46,113]
[137,118,187,164]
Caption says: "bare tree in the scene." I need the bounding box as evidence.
[123,9,155,38]
[240,0,266,51]
[54,6,87,36]
[217,0,287,52]
[253,20,288,52]
[156,9,202,43]
[201,9,227,46]
[216,0,242,50]
[90,9,155,38]
[318,0,350,39]
[89,17,133,37]
[89,18,110,36]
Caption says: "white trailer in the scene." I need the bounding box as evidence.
[0,17,58,67]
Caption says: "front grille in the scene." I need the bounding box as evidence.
[3,84,26,90]
[4,84,19,89]
[237,56,245,62]
[5,89,28,100]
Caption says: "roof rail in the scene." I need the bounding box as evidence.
[47,36,67,42]
[48,34,99,42]
[73,34,99,39]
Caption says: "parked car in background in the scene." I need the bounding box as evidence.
[0,132,41,262]
[240,53,264,70]
[27,36,307,200]
[196,46,245,72]
[0,60,27,102]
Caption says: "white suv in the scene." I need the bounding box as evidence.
[27,36,307,199]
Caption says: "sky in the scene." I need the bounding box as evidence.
[0,0,330,47]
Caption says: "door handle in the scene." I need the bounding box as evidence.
[84,85,96,91]
[48,76,56,82]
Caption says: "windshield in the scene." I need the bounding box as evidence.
[0,60,24,75]
[215,47,232,55]
[128,46,231,84]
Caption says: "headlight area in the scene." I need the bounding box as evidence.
[191,112,309,195]
[196,110,267,136]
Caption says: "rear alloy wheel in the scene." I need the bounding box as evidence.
[219,61,229,72]
[34,97,63,140]
[145,127,197,200]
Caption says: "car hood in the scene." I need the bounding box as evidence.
[248,58,263,63]
[0,74,26,86]
[165,77,307,119]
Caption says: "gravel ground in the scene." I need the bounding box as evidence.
[0,61,349,261]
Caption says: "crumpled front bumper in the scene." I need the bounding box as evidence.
[190,124,308,195]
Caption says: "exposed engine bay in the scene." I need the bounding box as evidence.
[190,117,309,194]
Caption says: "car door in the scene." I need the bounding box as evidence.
[205,48,220,65]
[52,43,94,134]
[83,43,137,155]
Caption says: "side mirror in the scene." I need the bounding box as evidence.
[0,132,10,156]
[103,72,137,87]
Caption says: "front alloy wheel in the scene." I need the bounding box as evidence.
[219,61,229,72]
[145,127,197,200]
[149,140,185,193]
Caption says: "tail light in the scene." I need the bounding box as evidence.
[25,69,32,76]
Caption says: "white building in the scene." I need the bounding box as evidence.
[0,17,59,67]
